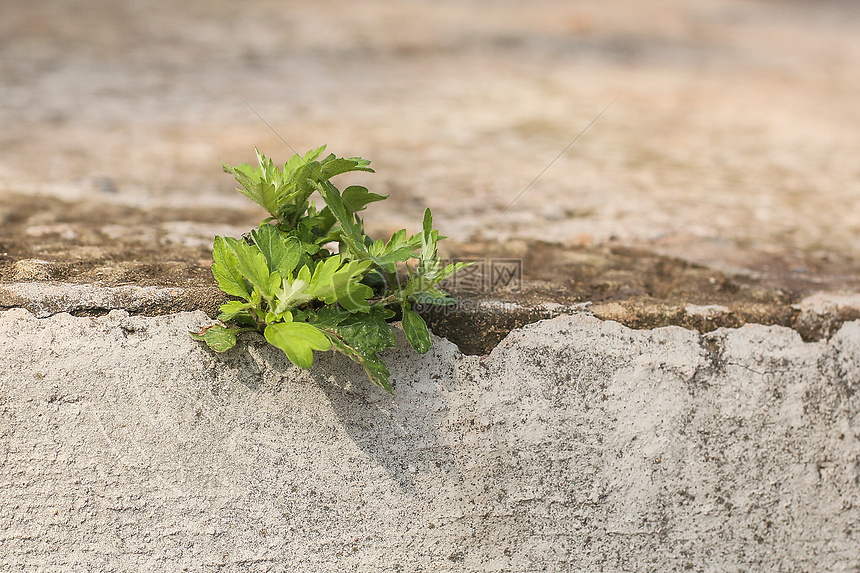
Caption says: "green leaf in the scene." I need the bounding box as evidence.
[329,261,375,313]
[327,336,393,393]
[318,156,374,179]
[272,264,314,314]
[264,321,332,369]
[374,247,415,272]
[217,300,254,321]
[315,181,370,259]
[342,185,387,212]
[307,306,352,329]
[227,237,279,298]
[334,278,374,313]
[306,256,374,313]
[212,236,250,299]
[418,208,440,277]
[313,206,338,237]
[190,324,241,353]
[422,207,433,235]
[223,157,281,218]
[435,260,473,283]
[305,256,341,298]
[281,152,373,223]
[361,358,393,392]
[330,309,397,357]
[251,224,301,276]
[317,181,427,277]
[302,144,327,164]
[402,307,431,354]
[369,229,420,272]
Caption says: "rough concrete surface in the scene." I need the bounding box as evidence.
[2,309,860,572]
[3,0,860,570]
[2,0,860,267]
[4,0,860,338]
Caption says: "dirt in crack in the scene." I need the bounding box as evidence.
[3,194,860,353]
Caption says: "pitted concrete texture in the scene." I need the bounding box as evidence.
[3,1,860,570]
[2,309,858,571]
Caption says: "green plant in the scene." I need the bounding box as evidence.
[191,146,470,392]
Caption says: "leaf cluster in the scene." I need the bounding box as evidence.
[192,146,470,392]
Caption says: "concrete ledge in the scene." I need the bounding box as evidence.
[2,309,859,571]
[0,282,224,319]
[5,280,860,357]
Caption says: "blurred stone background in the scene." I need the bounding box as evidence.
[3,4,860,569]
[1,0,859,277]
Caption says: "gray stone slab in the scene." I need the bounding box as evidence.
[2,0,859,271]
[2,309,858,571]
[2,1,860,570]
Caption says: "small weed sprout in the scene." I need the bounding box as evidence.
[191,147,470,392]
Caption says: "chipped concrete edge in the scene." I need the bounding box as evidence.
[3,281,860,354]
[0,281,224,319]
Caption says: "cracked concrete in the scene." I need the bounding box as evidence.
[3,0,860,570]
[2,310,859,571]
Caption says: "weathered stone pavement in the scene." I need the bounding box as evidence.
[2,0,860,570]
